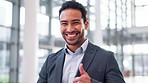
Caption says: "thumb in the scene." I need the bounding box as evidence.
[79,63,86,75]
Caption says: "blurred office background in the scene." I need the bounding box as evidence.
[0,0,148,83]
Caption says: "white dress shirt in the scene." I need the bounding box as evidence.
[62,39,88,83]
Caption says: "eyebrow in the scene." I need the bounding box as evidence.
[71,19,80,22]
[60,19,81,23]
[60,20,67,23]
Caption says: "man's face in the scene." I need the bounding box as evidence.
[60,9,88,46]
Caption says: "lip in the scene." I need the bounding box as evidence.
[64,32,79,40]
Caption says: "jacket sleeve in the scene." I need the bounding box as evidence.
[37,56,49,83]
[105,52,125,83]
[92,78,102,83]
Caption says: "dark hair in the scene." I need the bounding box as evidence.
[59,1,87,23]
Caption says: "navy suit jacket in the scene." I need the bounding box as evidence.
[37,42,125,83]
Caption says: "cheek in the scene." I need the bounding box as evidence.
[60,27,65,33]
[60,27,62,33]
[80,26,85,32]
[75,25,83,30]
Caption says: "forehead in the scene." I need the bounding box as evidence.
[60,9,82,20]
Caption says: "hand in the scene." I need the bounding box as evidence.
[73,63,92,83]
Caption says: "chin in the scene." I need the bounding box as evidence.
[66,40,78,45]
[67,42,77,45]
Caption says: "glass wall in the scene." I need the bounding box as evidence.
[135,0,148,26]
[100,0,148,78]
[0,0,148,82]
[100,0,132,72]
[0,0,12,82]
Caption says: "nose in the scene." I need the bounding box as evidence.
[67,24,74,32]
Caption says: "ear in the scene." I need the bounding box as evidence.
[84,20,89,30]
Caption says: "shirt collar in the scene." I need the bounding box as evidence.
[64,39,88,55]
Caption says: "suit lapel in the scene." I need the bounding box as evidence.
[76,42,97,77]
[54,49,65,83]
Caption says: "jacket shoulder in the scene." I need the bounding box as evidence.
[45,48,64,69]
[88,42,114,56]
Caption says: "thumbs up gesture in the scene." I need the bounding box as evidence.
[73,63,92,83]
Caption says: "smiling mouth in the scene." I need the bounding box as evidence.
[65,33,79,37]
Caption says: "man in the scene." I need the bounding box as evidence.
[37,1,125,83]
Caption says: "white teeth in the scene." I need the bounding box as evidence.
[67,34,76,37]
